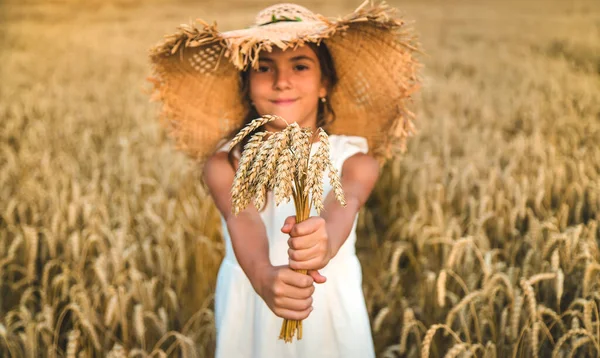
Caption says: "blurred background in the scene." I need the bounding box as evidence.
[1,0,599,357]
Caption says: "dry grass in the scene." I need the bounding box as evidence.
[1,0,599,356]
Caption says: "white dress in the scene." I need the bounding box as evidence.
[214,134,375,358]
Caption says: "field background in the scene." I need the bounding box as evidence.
[1,0,599,357]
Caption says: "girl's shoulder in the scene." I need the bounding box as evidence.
[328,134,369,152]
[327,134,370,172]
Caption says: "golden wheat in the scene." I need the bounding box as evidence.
[1,0,599,356]
[552,329,600,358]
[231,131,268,214]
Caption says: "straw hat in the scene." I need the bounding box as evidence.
[149,0,421,165]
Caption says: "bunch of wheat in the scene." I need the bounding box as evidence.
[229,114,346,342]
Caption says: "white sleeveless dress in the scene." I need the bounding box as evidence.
[214,134,375,358]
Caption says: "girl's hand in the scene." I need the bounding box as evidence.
[253,264,316,320]
[281,216,333,272]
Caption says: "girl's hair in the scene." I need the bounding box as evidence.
[227,42,338,168]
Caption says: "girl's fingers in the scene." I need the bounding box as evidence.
[289,217,323,237]
[274,295,313,312]
[289,257,323,271]
[274,306,314,321]
[273,282,314,299]
[287,244,320,262]
[280,269,314,288]
[287,235,316,250]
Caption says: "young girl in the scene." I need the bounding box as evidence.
[149,2,420,357]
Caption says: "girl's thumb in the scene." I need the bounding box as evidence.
[281,216,296,233]
[308,270,327,284]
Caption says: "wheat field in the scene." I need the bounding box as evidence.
[1,0,599,357]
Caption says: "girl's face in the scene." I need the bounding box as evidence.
[248,45,327,132]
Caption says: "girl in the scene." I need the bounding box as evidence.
[149,2,420,357]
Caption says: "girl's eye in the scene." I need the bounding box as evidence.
[294,64,309,71]
[255,65,271,73]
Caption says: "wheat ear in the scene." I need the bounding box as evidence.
[229,114,280,150]
[399,308,416,354]
[520,279,539,354]
[305,128,330,213]
[231,131,267,215]
[274,127,294,205]
[437,270,447,307]
[254,131,285,211]
[421,324,462,358]
[444,343,468,358]
[327,160,346,207]
[296,128,313,179]
[552,329,600,358]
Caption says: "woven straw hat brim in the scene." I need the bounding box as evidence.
[149,1,422,166]
[222,20,330,42]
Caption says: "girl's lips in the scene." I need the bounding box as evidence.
[271,99,297,106]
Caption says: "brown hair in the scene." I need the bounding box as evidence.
[227,42,338,168]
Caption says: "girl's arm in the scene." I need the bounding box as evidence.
[203,152,271,285]
[321,153,380,257]
[204,152,317,320]
[282,153,380,271]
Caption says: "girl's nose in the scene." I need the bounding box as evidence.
[273,69,292,90]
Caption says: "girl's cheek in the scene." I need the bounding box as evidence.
[255,79,275,95]
[249,84,267,101]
